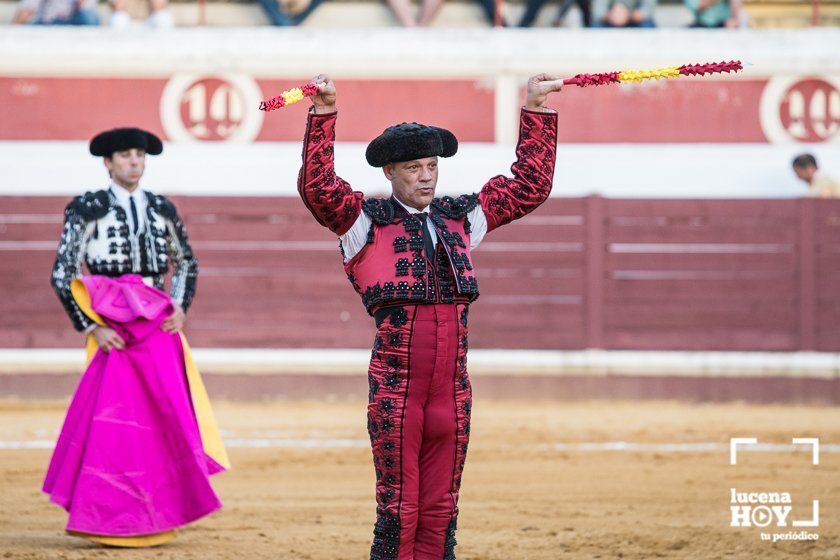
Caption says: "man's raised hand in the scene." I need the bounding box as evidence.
[525,74,563,112]
[310,74,337,114]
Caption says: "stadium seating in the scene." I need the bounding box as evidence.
[744,0,840,28]
[2,0,840,27]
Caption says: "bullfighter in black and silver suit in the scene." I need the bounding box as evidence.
[51,127,197,346]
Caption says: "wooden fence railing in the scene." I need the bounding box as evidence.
[1,196,838,350]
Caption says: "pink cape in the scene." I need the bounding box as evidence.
[42,275,224,537]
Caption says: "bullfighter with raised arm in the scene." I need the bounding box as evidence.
[297,74,561,560]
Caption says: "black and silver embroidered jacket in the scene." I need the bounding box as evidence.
[50,189,198,332]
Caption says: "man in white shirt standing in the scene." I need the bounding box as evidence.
[297,74,562,560]
[792,153,839,199]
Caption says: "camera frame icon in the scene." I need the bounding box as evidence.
[728,437,820,528]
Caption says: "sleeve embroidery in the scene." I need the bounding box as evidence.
[297,110,364,236]
[477,109,558,232]
[50,203,95,331]
[163,204,199,311]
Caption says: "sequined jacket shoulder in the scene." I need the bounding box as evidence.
[50,189,198,331]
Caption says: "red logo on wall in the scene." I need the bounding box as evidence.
[161,74,264,142]
[179,77,245,141]
[779,79,840,142]
[761,77,840,144]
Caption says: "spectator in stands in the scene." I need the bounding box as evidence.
[109,0,174,27]
[12,0,100,24]
[590,0,654,26]
[386,0,500,26]
[519,0,591,27]
[684,0,742,27]
[793,154,839,198]
[258,0,324,25]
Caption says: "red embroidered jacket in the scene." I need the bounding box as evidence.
[297,108,558,314]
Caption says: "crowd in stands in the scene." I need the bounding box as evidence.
[13,0,174,25]
[793,154,840,198]
[10,0,745,28]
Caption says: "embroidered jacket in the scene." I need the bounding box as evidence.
[51,189,198,331]
[298,108,558,315]
[346,196,481,312]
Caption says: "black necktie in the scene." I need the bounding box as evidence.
[417,213,436,263]
[129,196,139,234]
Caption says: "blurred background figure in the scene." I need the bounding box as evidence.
[793,153,839,198]
[518,0,591,27]
[109,0,174,27]
[590,0,655,27]
[257,0,324,26]
[386,0,501,27]
[12,0,99,25]
[684,0,742,28]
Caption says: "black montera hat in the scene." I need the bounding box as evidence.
[365,122,457,167]
[89,127,163,157]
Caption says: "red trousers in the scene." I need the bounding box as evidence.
[367,303,472,560]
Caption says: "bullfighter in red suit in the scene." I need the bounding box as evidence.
[297,73,562,560]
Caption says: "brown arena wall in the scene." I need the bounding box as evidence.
[2,196,839,352]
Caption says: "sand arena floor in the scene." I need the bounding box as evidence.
[0,399,838,560]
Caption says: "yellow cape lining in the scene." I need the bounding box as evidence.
[67,529,176,548]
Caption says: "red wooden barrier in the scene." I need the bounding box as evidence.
[601,199,801,351]
[1,196,838,351]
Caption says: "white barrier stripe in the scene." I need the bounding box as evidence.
[223,438,369,449]
[0,214,62,224]
[3,439,840,452]
[1,349,838,377]
[542,442,840,453]
[2,28,837,77]
[610,243,794,254]
[1,137,838,199]
[482,295,581,304]
[0,439,371,450]
[0,241,56,250]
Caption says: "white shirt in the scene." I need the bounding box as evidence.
[109,182,147,234]
[339,195,488,262]
[808,171,839,198]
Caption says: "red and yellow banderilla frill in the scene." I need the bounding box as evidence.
[258,61,743,112]
[562,60,743,88]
